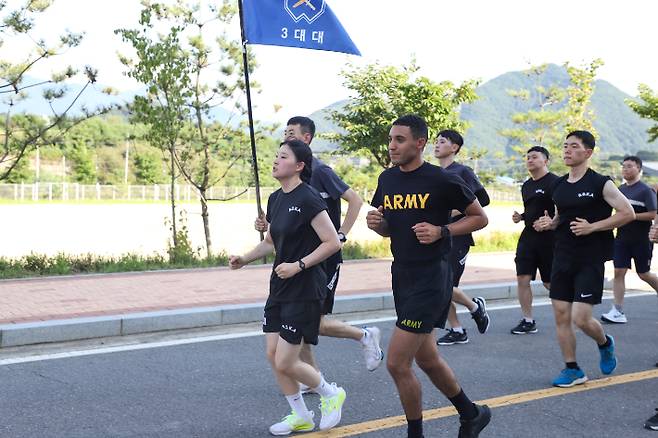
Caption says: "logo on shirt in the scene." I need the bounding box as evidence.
[535,189,545,195]
[577,192,594,198]
[383,193,430,210]
[289,206,301,213]
[400,319,423,329]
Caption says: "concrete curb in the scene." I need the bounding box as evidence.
[0,281,551,348]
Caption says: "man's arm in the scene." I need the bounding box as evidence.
[446,199,488,236]
[366,206,390,237]
[569,180,635,236]
[635,210,657,222]
[339,188,364,236]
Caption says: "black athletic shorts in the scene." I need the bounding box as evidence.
[515,237,554,282]
[449,237,471,287]
[391,259,453,334]
[549,255,605,305]
[263,299,322,345]
[613,239,653,274]
[321,258,341,315]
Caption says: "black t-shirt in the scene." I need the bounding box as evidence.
[616,180,657,242]
[265,183,327,302]
[552,168,614,261]
[371,162,476,265]
[520,172,560,243]
[309,157,349,263]
[444,161,485,247]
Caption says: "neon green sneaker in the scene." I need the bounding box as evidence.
[319,385,347,430]
[269,410,314,436]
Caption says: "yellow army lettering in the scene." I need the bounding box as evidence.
[400,319,423,329]
[383,193,430,210]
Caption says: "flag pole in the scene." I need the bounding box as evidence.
[238,0,264,242]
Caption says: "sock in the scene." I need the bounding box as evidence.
[285,392,312,421]
[598,335,611,349]
[614,304,623,313]
[452,326,464,334]
[523,317,534,323]
[566,362,579,370]
[313,376,338,398]
[360,329,368,346]
[448,389,478,421]
[469,302,479,313]
[407,418,423,438]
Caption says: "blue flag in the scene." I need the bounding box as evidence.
[242,0,361,56]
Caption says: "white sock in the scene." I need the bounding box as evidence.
[523,317,534,323]
[359,329,368,346]
[452,326,464,334]
[313,376,338,398]
[285,392,312,421]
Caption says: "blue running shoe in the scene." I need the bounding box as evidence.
[599,334,617,375]
[552,368,588,387]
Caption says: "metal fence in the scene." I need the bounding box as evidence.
[0,183,521,203]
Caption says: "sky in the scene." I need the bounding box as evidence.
[1,0,656,125]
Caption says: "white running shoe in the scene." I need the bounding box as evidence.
[269,410,315,436]
[361,327,384,371]
[601,307,627,324]
[319,385,347,431]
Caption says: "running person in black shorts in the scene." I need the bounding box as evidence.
[255,117,383,380]
[510,146,559,334]
[534,131,634,388]
[602,155,658,324]
[646,225,658,431]
[433,130,491,346]
[368,115,490,438]
[230,139,346,434]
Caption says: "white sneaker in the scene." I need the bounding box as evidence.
[319,384,347,430]
[361,327,384,371]
[269,410,315,436]
[601,308,627,324]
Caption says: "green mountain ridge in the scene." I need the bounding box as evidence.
[309,64,655,156]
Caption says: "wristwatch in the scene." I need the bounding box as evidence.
[337,231,347,243]
[440,226,451,240]
[298,260,306,271]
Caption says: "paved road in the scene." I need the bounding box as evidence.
[1,294,656,438]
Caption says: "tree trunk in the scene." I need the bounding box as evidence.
[199,188,212,259]
[169,146,178,248]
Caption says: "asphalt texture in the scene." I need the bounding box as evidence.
[1,294,656,438]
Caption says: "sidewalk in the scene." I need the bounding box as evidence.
[0,253,517,325]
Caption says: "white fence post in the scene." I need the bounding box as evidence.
[48,183,53,201]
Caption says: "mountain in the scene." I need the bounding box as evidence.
[308,64,655,156]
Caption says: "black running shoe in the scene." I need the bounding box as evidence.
[437,329,469,346]
[511,319,537,335]
[458,404,491,438]
[645,409,658,431]
[471,297,490,334]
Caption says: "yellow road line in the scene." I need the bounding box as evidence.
[305,368,658,437]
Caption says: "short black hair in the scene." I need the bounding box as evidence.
[280,139,313,183]
[392,114,428,140]
[566,130,596,150]
[438,129,464,153]
[527,146,550,160]
[287,116,316,141]
[622,155,643,169]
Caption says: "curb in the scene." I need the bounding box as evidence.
[0,281,550,348]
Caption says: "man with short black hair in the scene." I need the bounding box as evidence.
[368,115,490,438]
[510,146,559,334]
[433,129,491,346]
[255,116,384,385]
[602,155,658,324]
[534,130,635,387]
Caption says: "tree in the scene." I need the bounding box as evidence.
[628,84,658,143]
[327,61,479,168]
[0,0,114,181]
[116,0,260,259]
[500,60,602,177]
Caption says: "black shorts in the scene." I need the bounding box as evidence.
[321,258,341,315]
[263,299,322,345]
[515,237,554,282]
[613,239,653,274]
[391,259,453,334]
[449,237,471,287]
[549,256,605,305]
